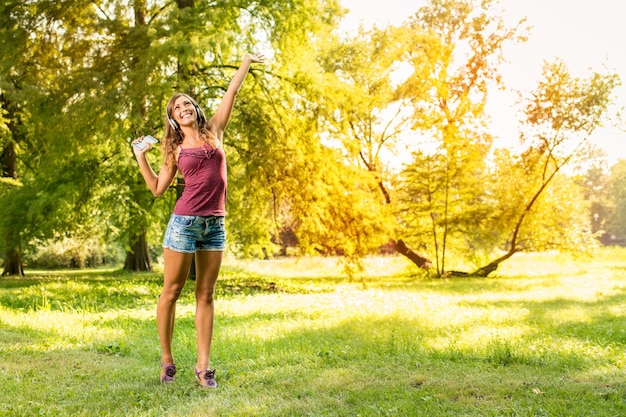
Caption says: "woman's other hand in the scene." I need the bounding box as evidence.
[132,136,153,157]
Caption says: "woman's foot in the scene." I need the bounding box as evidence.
[160,363,177,383]
[194,368,217,388]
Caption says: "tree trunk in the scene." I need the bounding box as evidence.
[176,0,194,8]
[2,221,23,276]
[469,249,517,277]
[124,229,152,271]
[2,241,24,277]
[2,142,17,178]
[394,239,432,269]
[1,125,24,276]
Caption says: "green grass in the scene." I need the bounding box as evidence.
[1,249,625,416]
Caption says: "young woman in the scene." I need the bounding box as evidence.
[132,52,264,388]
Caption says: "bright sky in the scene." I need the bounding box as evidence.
[339,0,626,166]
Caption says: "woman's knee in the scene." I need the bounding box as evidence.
[161,284,184,303]
[196,287,215,304]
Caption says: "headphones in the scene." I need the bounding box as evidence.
[167,99,206,131]
[167,111,180,130]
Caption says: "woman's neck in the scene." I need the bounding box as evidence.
[181,127,203,147]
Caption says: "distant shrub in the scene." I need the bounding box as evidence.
[24,238,125,269]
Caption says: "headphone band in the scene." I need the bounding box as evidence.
[167,111,179,130]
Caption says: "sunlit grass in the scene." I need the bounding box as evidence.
[1,249,625,416]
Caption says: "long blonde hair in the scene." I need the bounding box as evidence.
[162,93,220,168]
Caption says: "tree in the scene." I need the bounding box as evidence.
[574,152,614,245]
[1,0,352,274]
[0,91,24,276]
[318,26,410,203]
[394,0,525,275]
[608,159,626,243]
[226,31,395,271]
[292,25,408,271]
[467,61,620,276]
[0,1,96,275]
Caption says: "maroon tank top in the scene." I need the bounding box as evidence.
[173,145,226,216]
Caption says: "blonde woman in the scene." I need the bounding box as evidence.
[132,52,264,388]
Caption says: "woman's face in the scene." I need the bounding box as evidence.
[172,96,197,128]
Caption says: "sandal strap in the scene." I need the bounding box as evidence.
[161,363,177,382]
[194,367,217,387]
[194,367,215,380]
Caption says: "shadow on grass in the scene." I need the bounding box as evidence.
[0,267,304,312]
[0,273,162,311]
[456,287,626,349]
[2,259,626,416]
[2,299,626,416]
[5,312,624,416]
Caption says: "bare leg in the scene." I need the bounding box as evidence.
[158,248,193,377]
[193,250,223,371]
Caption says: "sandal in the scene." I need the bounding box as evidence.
[160,363,177,383]
[194,367,217,388]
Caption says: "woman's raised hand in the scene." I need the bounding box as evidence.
[245,52,265,64]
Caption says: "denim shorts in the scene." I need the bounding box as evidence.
[162,214,226,253]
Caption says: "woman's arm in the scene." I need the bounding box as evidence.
[211,52,265,138]
[132,138,176,197]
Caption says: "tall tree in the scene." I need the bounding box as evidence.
[1,0,350,273]
[318,26,409,204]
[123,0,155,271]
[395,0,525,275]
[0,1,97,275]
[225,14,395,270]
[468,61,620,276]
[0,92,24,276]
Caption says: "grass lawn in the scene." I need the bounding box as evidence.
[0,249,625,416]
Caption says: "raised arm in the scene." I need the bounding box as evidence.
[210,52,265,138]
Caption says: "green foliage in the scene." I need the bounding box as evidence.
[484,150,597,254]
[390,0,525,275]
[23,237,124,269]
[609,159,626,239]
[398,143,495,273]
[2,0,378,270]
[1,0,623,278]
[392,3,620,276]
[509,62,621,246]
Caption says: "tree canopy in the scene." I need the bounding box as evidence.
[0,0,622,277]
